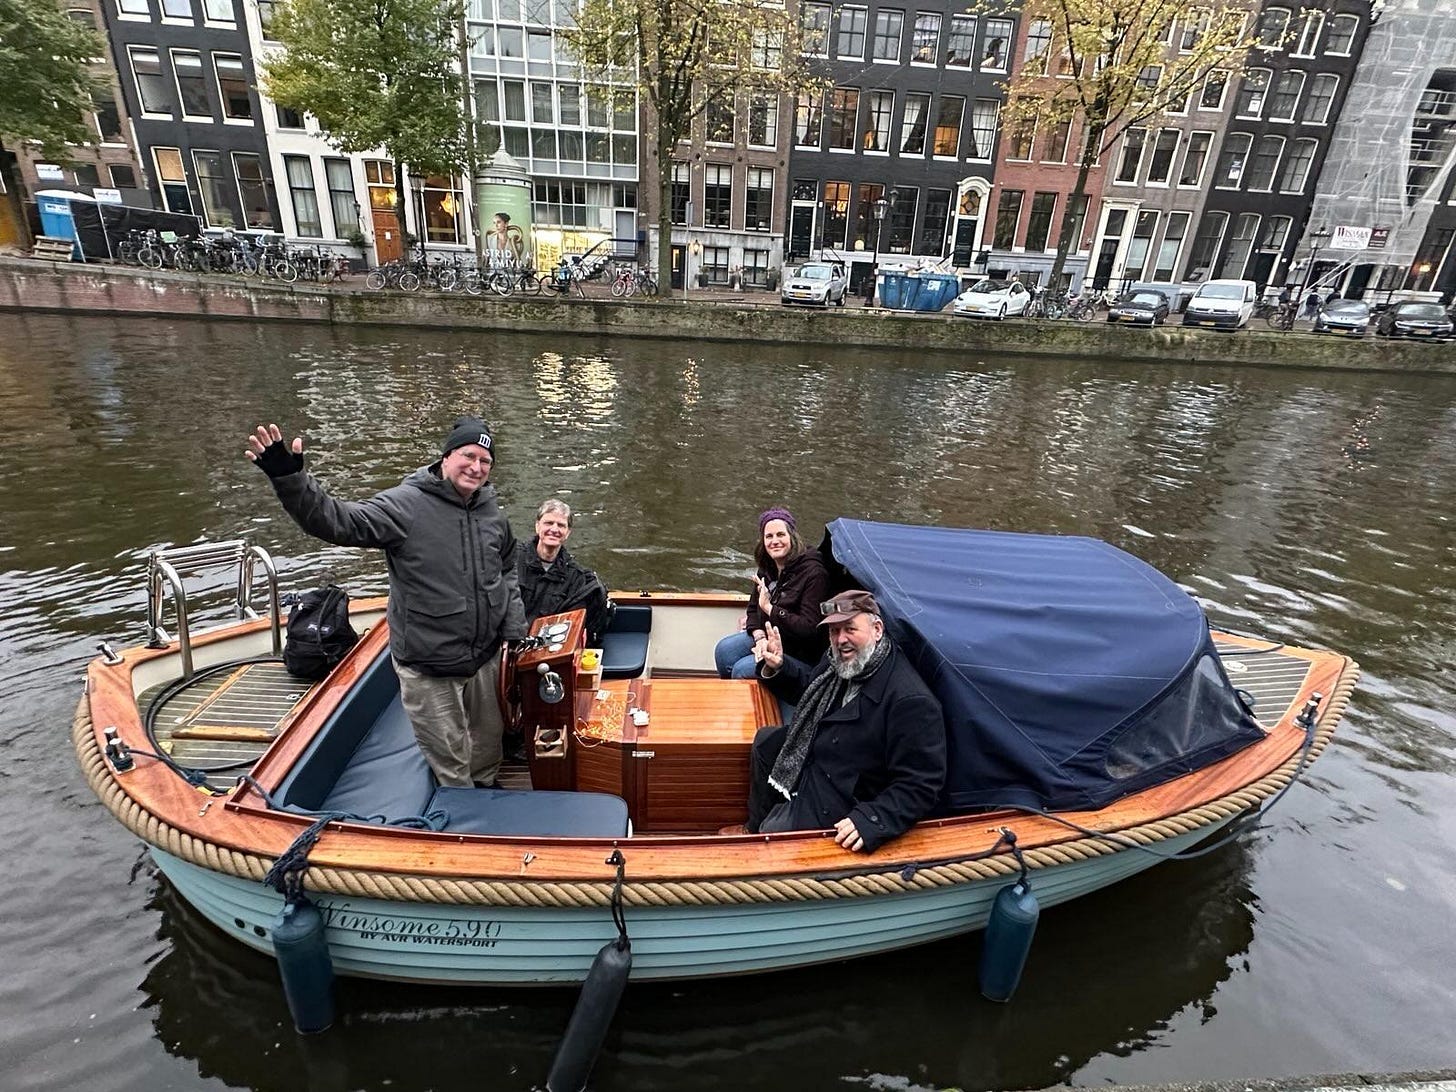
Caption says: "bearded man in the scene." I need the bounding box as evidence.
[745,591,946,853]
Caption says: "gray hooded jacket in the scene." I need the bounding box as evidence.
[271,463,527,677]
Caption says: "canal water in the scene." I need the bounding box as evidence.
[2,313,1452,1092]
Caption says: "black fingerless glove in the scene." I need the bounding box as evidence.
[253,439,304,479]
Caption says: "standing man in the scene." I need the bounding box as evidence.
[746,590,945,853]
[515,499,613,644]
[245,417,526,788]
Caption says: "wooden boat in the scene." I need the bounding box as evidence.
[75,523,1358,985]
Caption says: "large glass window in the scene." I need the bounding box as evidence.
[284,154,322,237]
[1326,13,1358,55]
[419,174,464,243]
[795,93,822,147]
[671,161,688,224]
[1024,192,1057,251]
[911,12,940,62]
[900,92,930,154]
[1043,118,1071,163]
[1199,69,1228,110]
[1024,19,1051,74]
[503,80,527,122]
[325,159,358,236]
[1260,215,1291,252]
[202,0,232,20]
[172,49,210,117]
[969,98,998,159]
[705,98,733,143]
[981,18,1012,70]
[702,245,729,284]
[1179,131,1212,186]
[214,53,252,120]
[886,187,916,251]
[1236,69,1269,117]
[704,164,732,227]
[1245,135,1284,191]
[1214,132,1252,188]
[748,94,777,147]
[823,180,850,248]
[1279,138,1318,191]
[801,2,830,55]
[192,150,233,226]
[1219,212,1260,278]
[745,167,773,230]
[154,147,190,213]
[91,92,125,143]
[836,6,867,59]
[110,164,138,188]
[1115,128,1146,182]
[116,0,149,14]
[1007,112,1034,160]
[933,95,963,157]
[1269,70,1304,120]
[1256,7,1289,47]
[863,90,893,151]
[993,189,1023,248]
[918,188,950,255]
[1152,211,1189,280]
[1146,129,1180,183]
[1292,11,1323,56]
[1186,210,1228,277]
[531,81,553,123]
[1125,209,1159,279]
[233,152,272,227]
[829,88,859,149]
[946,15,975,66]
[1303,74,1337,123]
[129,46,172,116]
[161,0,192,19]
[872,9,903,60]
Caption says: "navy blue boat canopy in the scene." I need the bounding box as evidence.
[824,519,1265,813]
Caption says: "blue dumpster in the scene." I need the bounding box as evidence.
[894,272,959,312]
[878,272,910,310]
[35,190,95,259]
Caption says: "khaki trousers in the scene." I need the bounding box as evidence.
[394,657,504,787]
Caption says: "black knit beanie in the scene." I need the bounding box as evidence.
[441,417,495,459]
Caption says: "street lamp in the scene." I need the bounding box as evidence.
[868,192,892,306]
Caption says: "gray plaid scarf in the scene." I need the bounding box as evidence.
[768,635,892,799]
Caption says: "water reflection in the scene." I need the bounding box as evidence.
[5,314,1456,1088]
[142,847,1256,1092]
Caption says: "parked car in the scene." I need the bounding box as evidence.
[1181,279,1258,330]
[1376,301,1453,339]
[1312,299,1372,337]
[1106,289,1171,326]
[780,262,847,307]
[951,279,1032,320]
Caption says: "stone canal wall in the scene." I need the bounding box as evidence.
[5,255,1456,375]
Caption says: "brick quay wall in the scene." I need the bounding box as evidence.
[4,256,1455,376]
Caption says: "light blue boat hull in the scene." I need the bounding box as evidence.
[151,817,1229,984]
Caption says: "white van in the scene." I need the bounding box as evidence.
[1181,279,1258,330]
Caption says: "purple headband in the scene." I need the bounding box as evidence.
[759,507,796,533]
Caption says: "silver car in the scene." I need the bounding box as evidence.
[781,262,848,307]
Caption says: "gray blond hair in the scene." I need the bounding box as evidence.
[536,498,573,526]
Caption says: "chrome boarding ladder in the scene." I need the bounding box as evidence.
[146,541,282,678]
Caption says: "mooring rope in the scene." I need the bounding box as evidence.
[73,658,1358,909]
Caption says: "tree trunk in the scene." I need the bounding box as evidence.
[393,160,411,259]
[0,141,35,252]
[656,116,675,292]
[1047,123,1102,294]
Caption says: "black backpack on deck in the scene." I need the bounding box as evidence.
[283,585,359,680]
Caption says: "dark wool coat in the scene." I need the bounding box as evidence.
[758,642,946,852]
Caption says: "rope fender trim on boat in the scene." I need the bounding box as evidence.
[72,659,1359,909]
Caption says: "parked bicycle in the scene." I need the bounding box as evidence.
[1266,302,1298,330]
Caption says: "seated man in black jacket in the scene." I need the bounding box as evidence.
[514,499,612,644]
[747,590,946,853]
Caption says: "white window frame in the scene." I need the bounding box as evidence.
[1215,132,1252,189]
[1236,68,1270,119]
[1178,130,1213,187]
[1279,137,1318,192]
[1268,69,1305,122]
[1245,134,1285,192]
[1302,73,1338,125]
[1325,13,1358,56]
[1292,11,1324,57]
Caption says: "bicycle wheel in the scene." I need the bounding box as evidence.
[365,270,387,291]
[138,246,164,270]
[273,260,299,284]
[435,269,458,292]
[398,271,422,293]
[611,278,627,297]
[520,272,544,295]
[640,275,659,297]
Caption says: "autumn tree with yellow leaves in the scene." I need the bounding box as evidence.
[563,0,823,289]
[1001,0,1257,289]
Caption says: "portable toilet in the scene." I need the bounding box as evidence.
[35,190,97,260]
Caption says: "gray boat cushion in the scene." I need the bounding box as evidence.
[601,604,651,679]
[318,694,435,820]
[429,786,630,837]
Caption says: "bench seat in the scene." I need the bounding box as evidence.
[429,786,630,838]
